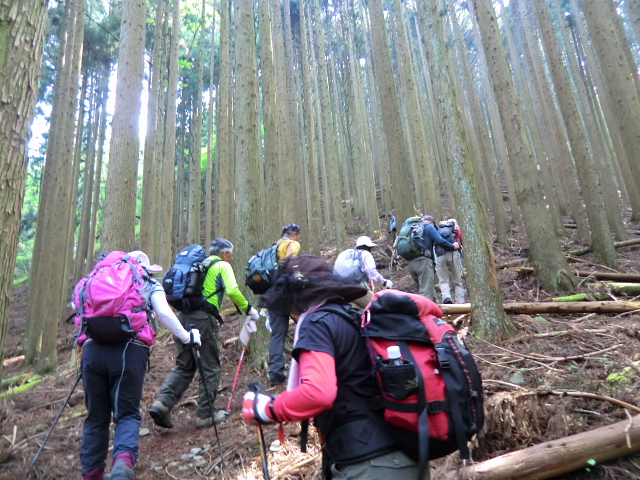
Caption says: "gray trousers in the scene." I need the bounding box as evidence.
[436,251,466,303]
[330,450,430,480]
[155,310,221,419]
[407,256,436,302]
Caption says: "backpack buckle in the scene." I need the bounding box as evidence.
[435,346,450,369]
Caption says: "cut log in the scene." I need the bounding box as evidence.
[568,238,640,257]
[496,259,528,270]
[440,415,640,480]
[516,267,640,282]
[439,301,640,315]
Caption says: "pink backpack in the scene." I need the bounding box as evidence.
[73,251,155,346]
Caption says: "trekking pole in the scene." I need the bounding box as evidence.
[27,370,82,477]
[190,326,227,470]
[225,344,247,415]
[248,383,271,480]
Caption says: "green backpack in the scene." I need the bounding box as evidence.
[396,216,424,260]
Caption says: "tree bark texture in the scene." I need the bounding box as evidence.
[471,0,576,292]
[367,0,415,225]
[0,0,48,376]
[25,0,85,369]
[418,0,515,341]
[102,0,146,252]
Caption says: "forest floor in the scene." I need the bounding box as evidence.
[2,217,640,480]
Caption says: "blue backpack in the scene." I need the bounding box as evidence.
[245,243,281,294]
[162,245,220,312]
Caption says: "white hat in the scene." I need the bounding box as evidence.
[127,251,163,273]
[355,236,377,248]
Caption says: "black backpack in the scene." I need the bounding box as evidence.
[313,292,483,476]
[162,245,221,312]
[245,242,281,294]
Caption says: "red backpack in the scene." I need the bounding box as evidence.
[318,290,483,473]
[73,251,155,346]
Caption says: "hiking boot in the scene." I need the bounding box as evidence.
[149,401,173,429]
[269,375,286,386]
[442,297,453,304]
[83,468,107,480]
[196,410,228,429]
[110,453,134,480]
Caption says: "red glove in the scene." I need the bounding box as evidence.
[242,391,277,425]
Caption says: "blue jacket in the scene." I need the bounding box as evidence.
[414,224,456,258]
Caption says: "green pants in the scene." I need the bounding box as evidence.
[330,450,430,480]
[407,255,436,302]
[155,310,221,419]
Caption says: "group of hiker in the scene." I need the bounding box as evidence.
[74,216,474,480]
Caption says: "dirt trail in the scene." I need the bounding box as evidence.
[3,222,640,479]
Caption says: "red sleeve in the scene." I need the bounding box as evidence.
[272,351,337,422]
[456,227,463,244]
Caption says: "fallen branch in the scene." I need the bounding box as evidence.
[517,268,640,282]
[530,390,640,415]
[440,301,640,315]
[568,238,640,257]
[552,293,609,302]
[441,415,640,480]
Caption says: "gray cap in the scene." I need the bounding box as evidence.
[422,215,436,223]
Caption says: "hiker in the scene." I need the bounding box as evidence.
[150,239,259,429]
[389,212,397,243]
[333,235,393,309]
[407,215,459,302]
[77,251,201,480]
[242,255,429,479]
[435,218,466,304]
[266,223,302,386]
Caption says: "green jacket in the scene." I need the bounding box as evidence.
[202,256,249,312]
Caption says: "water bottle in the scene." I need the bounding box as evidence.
[387,345,403,366]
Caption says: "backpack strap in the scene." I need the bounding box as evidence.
[201,258,225,324]
[435,338,471,460]
[397,341,430,480]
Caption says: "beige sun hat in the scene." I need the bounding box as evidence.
[127,250,163,273]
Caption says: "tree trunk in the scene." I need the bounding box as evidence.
[515,0,590,242]
[25,0,85,370]
[87,70,110,270]
[101,0,146,252]
[312,0,347,250]
[418,0,515,341]
[214,0,232,239]
[0,0,48,377]
[581,0,640,198]
[299,0,321,255]
[140,0,166,261]
[205,7,216,247]
[157,0,180,270]
[234,0,265,364]
[74,78,99,283]
[441,415,640,480]
[367,0,415,225]
[470,0,576,292]
[532,0,618,269]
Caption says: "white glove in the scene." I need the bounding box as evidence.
[247,307,260,322]
[262,309,272,333]
[242,391,275,424]
[384,279,394,289]
[239,317,258,346]
[185,328,201,346]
